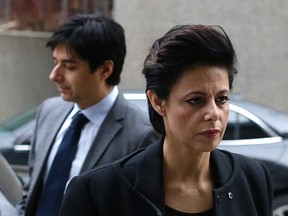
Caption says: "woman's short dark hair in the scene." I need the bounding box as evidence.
[142,25,238,134]
[46,14,126,86]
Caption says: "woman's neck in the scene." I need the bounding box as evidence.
[163,140,211,182]
[163,140,214,212]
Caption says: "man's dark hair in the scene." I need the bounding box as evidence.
[46,14,126,85]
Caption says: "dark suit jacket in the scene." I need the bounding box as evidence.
[19,93,160,216]
[60,139,273,216]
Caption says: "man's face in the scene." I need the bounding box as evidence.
[49,44,109,109]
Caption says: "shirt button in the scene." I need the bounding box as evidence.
[227,192,233,200]
[216,195,221,203]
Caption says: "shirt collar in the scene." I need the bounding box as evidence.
[72,86,119,126]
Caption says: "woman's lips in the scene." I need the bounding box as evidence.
[200,129,220,139]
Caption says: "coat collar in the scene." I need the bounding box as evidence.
[210,148,235,188]
[134,139,165,211]
[129,139,237,211]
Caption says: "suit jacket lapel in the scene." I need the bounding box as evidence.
[80,94,126,172]
[34,100,74,182]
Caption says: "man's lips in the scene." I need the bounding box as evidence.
[200,129,220,139]
[58,86,69,92]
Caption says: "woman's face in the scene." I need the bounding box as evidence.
[161,66,230,152]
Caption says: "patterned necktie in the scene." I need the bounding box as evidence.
[36,112,89,216]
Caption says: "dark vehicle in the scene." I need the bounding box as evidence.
[0,93,288,215]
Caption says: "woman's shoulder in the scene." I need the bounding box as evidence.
[214,148,270,178]
[217,148,264,165]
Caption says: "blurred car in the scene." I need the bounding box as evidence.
[0,106,37,179]
[0,93,288,215]
[0,153,22,216]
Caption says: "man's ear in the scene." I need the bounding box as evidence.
[98,60,114,81]
[146,90,166,116]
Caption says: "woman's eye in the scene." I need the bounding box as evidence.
[216,96,229,104]
[186,98,202,105]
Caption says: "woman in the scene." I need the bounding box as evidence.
[59,25,273,216]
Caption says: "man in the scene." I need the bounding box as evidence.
[18,14,159,216]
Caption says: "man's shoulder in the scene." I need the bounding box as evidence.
[42,96,68,106]
[79,147,146,183]
[40,97,72,111]
[36,97,73,120]
[114,93,150,121]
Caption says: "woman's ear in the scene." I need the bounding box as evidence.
[147,90,166,116]
[98,60,114,81]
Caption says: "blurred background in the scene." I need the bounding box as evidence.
[0,0,287,121]
[2,2,288,213]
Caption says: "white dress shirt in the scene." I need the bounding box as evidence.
[44,86,119,183]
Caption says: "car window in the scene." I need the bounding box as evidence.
[223,110,270,140]
[0,107,37,132]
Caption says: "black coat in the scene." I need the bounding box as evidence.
[60,139,273,216]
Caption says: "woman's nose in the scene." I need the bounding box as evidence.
[203,101,220,122]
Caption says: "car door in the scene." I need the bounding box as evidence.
[219,104,287,165]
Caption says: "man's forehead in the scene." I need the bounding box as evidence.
[52,44,79,61]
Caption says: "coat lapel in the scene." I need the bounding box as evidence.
[133,142,235,213]
[80,95,126,172]
[134,139,165,211]
[33,100,73,182]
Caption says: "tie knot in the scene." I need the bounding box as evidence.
[70,112,89,129]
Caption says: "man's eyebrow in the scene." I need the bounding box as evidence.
[52,57,75,63]
[62,59,75,63]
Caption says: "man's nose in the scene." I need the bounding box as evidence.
[49,65,62,82]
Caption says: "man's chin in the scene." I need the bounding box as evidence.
[60,94,72,102]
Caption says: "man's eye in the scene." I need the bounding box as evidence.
[216,96,229,104]
[186,98,202,105]
[66,64,76,70]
